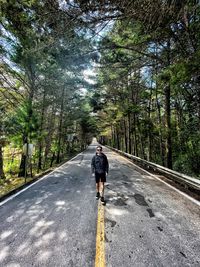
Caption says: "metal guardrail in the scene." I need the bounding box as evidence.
[106,146,200,192]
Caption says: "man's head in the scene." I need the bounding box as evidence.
[96,146,102,155]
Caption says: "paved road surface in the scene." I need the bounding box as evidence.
[0,140,200,267]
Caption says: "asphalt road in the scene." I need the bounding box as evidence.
[0,140,200,267]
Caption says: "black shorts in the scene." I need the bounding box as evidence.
[95,172,106,183]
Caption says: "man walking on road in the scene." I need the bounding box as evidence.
[91,146,109,203]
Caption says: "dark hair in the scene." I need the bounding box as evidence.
[96,146,102,151]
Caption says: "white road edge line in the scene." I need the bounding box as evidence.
[0,152,84,207]
[108,148,200,207]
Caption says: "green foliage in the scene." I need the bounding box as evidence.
[5,101,39,140]
[92,3,200,177]
[1,0,200,181]
[0,0,96,179]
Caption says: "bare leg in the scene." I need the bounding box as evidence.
[99,180,104,197]
[96,182,99,193]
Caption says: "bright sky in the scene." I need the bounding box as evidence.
[83,68,97,85]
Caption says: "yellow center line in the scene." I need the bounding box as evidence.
[95,201,105,267]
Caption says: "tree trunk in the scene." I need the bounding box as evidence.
[0,145,5,179]
[165,84,172,168]
[133,113,138,156]
[154,45,165,166]
[156,87,165,166]
[164,40,172,169]
[147,85,153,161]
[44,104,56,168]
[137,119,145,159]
[56,87,65,164]
[18,61,35,177]
[18,154,26,177]
[116,127,120,150]
[124,118,128,152]
[37,88,46,172]
[128,113,132,154]
[111,125,114,147]
[50,152,55,167]
[113,126,117,148]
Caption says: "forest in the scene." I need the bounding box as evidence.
[0,0,200,196]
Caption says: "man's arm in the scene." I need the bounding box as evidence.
[91,156,95,173]
[105,155,109,174]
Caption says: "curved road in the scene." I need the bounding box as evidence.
[0,140,200,267]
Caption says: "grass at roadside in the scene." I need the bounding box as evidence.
[0,149,82,199]
[0,177,33,197]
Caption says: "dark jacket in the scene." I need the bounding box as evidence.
[91,153,109,174]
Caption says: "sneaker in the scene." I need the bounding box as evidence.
[96,192,100,199]
[101,196,105,203]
